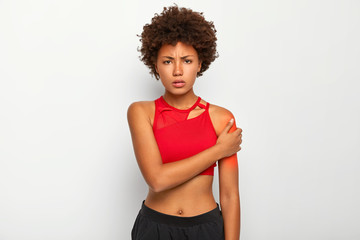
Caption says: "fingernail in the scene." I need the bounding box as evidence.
[229,118,234,123]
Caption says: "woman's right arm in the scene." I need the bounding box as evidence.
[127,101,241,192]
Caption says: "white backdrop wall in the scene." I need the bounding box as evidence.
[0,0,359,239]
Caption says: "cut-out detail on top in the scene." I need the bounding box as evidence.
[187,106,206,120]
[156,96,209,129]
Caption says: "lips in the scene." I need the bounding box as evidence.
[172,80,185,88]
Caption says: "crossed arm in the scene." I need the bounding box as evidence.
[127,101,241,192]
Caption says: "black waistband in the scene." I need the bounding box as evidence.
[139,201,222,227]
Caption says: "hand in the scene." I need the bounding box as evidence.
[216,118,242,158]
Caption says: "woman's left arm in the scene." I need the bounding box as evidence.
[219,153,240,240]
[210,105,241,240]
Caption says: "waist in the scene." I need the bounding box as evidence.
[145,175,216,216]
[140,200,222,227]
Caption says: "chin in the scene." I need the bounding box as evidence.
[166,88,191,96]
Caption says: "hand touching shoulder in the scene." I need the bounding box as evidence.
[209,104,238,135]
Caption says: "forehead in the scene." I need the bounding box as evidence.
[158,42,198,57]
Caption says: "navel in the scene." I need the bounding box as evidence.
[177,209,183,215]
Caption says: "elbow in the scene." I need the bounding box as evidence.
[144,165,173,193]
[147,175,166,193]
[220,193,240,212]
[220,190,240,204]
[142,165,169,193]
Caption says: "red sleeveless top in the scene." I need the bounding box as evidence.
[153,96,218,175]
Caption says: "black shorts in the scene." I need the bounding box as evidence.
[131,201,224,240]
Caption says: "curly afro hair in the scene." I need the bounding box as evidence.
[139,5,218,80]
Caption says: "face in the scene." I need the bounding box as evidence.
[155,42,202,96]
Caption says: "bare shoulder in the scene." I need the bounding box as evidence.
[208,103,235,135]
[127,101,155,124]
[209,104,233,119]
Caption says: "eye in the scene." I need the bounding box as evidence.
[184,59,192,64]
[163,60,172,64]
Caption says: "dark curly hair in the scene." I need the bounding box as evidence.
[139,5,218,80]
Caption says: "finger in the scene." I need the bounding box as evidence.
[234,128,242,135]
[221,118,234,134]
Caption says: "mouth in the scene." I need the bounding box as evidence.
[172,80,186,88]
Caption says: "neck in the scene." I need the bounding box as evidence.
[163,89,198,110]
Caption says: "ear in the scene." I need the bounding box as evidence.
[198,60,202,72]
[155,64,158,73]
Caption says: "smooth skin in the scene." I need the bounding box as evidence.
[128,42,242,240]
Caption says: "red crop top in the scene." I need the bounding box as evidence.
[153,96,218,175]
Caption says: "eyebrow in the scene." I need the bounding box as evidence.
[161,55,194,59]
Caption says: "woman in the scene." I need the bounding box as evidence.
[128,6,242,240]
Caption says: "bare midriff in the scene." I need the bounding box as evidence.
[144,175,217,217]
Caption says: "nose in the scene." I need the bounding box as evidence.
[173,61,183,76]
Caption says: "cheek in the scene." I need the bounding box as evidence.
[157,67,168,78]
[158,69,173,84]
[190,65,200,76]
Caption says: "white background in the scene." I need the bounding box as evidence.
[1,0,359,239]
